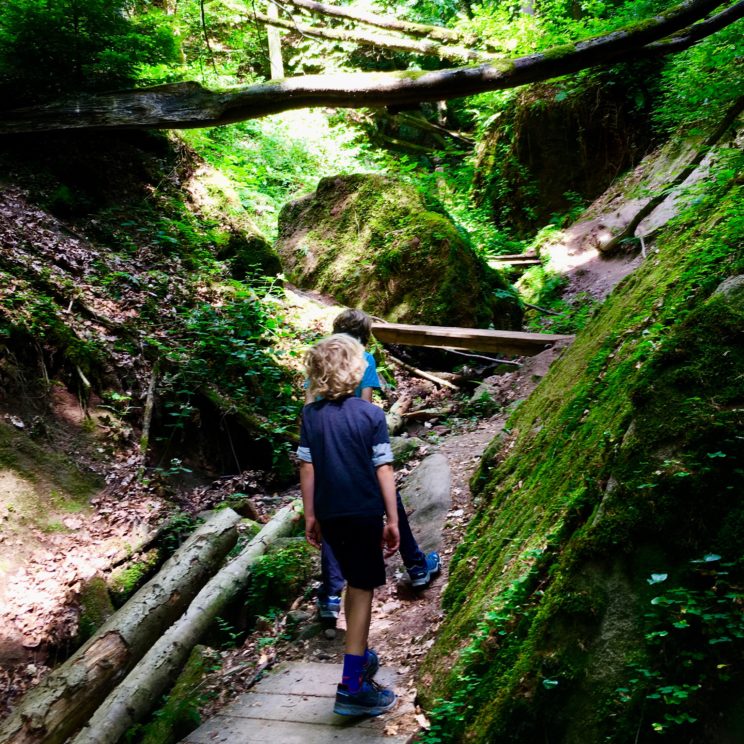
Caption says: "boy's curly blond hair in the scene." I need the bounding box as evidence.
[305,334,366,400]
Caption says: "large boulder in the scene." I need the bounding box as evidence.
[275,174,522,329]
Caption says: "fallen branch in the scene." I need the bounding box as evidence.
[278,0,467,44]
[71,502,303,744]
[251,9,495,64]
[440,347,522,366]
[386,393,413,435]
[138,362,159,479]
[388,354,460,390]
[401,405,456,421]
[523,302,565,317]
[0,510,241,744]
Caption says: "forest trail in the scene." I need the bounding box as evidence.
[190,362,540,741]
[184,197,649,740]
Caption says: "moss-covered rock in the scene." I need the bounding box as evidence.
[275,174,522,329]
[418,150,744,742]
[473,69,656,236]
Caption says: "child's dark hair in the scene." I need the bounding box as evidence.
[333,309,372,345]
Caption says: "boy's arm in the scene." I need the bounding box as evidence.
[376,464,399,556]
[300,461,321,548]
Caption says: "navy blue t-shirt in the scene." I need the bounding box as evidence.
[298,396,393,521]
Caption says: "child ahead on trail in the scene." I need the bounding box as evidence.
[314,309,441,623]
[299,333,398,716]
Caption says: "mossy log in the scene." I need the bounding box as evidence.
[0,0,736,134]
[0,509,241,744]
[71,502,303,744]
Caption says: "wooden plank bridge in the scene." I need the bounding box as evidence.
[371,322,573,357]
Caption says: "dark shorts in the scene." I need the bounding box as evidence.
[320,515,385,590]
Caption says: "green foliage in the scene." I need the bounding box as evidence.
[109,550,161,606]
[615,556,744,737]
[652,23,744,135]
[244,541,314,623]
[0,0,178,104]
[180,111,388,238]
[159,512,203,554]
[156,281,302,464]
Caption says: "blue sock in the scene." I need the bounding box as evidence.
[341,653,365,693]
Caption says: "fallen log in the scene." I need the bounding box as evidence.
[388,355,459,390]
[386,393,413,435]
[0,509,241,744]
[71,501,304,744]
[372,322,572,356]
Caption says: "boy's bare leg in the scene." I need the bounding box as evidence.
[344,586,372,656]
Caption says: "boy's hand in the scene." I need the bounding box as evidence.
[382,522,399,557]
[305,515,322,549]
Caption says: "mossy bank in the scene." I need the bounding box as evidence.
[418,146,744,742]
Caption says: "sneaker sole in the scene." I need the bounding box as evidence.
[334,697,397,717]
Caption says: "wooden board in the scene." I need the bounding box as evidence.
[181,662,411,744]
[371,322,572,356]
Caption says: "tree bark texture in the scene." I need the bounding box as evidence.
[71,501,303,744]
[0,509,241,744]
[0,0,737,134]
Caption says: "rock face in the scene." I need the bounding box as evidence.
[418,164,744,742]
[276,174,522,329]
[474,75,654,236]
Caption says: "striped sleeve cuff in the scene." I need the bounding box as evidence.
[297,446,313,463]
[372,442,393,467]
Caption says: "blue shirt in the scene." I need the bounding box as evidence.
[298,396,393,521]
[357,351,381,397]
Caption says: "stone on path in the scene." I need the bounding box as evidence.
[399,453,452,554]
[182,662,411,743]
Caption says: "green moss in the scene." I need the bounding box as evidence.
[137,645,218,744]
[243,540,313,621]
[419,152,744,742]
[77,575,115,643]
[276,174,522,329]
[109,549,161,606]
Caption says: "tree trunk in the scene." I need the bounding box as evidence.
[71,502,303,744]
[266,3,285,78]
[0,0,736,134]
[279,0,466,44]
[0,509,241,744]
[251,10,494,64]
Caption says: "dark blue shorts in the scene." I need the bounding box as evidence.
[320,515,385,590]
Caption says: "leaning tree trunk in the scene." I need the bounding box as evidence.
[71,501,303,744]
[0,509,241,744]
